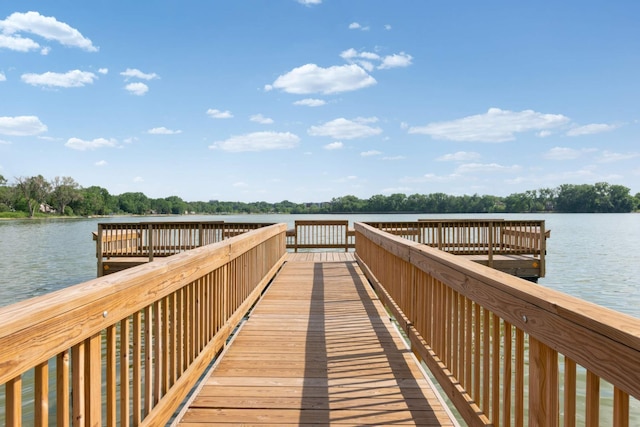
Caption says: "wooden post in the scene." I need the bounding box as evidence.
[539,221,546,278]
[97,224,104,277]
[488,222,494,269]
[148,223,154,262]
[529,336,559,427]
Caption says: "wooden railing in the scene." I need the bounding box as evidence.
[94,221,273,275]
[0,224,287,426]
[95,221,273,257]
[355,222,640,426]
[286,220,355,252]
[365,220,548,276]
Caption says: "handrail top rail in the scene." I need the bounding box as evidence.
[354,221,640,354]
[294,219,349,225]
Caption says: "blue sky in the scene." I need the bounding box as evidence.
[1,1,639,203]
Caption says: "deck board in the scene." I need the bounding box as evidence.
[175,253,456,426]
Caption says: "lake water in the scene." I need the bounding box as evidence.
[1,213,639,317]
[1,213,639,425]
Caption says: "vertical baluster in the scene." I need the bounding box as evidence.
[529,336,558,427]
[34,362,48,427]
[6,376,22,427]
[72,342,85,427]
[515,329,525,427]
[85,334,102,427]
[106,325,117,427]
[492,314,500,425]
[143,306,152,416]
[502,322,512,427]
[132,312,142,426]
[120,318,130,427]
[57,350,70,427]
[564,357,576,427]
[585,371,600,427]
[613,387,629,427]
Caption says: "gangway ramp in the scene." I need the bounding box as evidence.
[175,253,457,426]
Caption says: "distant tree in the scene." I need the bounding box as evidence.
[118,192,150,215]
[71,186,116,216]
[15,175,51,217]
[0,175,13,212]
[50,176,82,215]
[164,196,188,214]
[607,184,635,213]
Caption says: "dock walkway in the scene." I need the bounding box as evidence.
[174,253,457,426]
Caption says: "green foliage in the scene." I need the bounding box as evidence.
[0,175,637,216]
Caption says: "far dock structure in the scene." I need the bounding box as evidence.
[95,219,549,281]
[3,220,640,426]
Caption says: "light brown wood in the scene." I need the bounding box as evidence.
[354,222,640,427]
[175,258,456,426]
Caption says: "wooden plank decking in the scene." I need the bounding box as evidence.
[174,253,457,426]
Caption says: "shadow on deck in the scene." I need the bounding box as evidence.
[174,253,457,426]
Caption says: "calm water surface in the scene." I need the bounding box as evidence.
[1,213,639,317]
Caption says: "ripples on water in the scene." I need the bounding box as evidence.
[1,213,639,317]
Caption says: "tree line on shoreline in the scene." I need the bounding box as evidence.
[0,174,638,218]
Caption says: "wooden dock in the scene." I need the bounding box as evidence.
[174,253,457,426]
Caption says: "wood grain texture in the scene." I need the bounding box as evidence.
[175,255,456,426]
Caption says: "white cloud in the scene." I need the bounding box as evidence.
[408,108,570,142]
[361,150,381,156]
[382,155,405,160]
[308,117,382,139]
[207,109,233,119]
[293,98,326,107]
[455,163,521,174]
[341,48,413,71]
[348,22,369,31]
[0,139,11,145]
[0,115,47,136]
[250,114,274,124]
[0,11,98,52]
[147,127,182,135]
[120,68,159,81]
[133,176,144,183]
[567,123,618,136]
[0,34,40,52]
[65,137,118,150]
[95,160,107,166]
[544,147,583,160]
[597,151,639,163]
[378,52,413,69]
[297,0,321,5]
[210,131,300,152]
[436,151,481,162]
[0,72,5,81]
[324,141,344,150]
[21,70,97,88]
[98,68,108,74]
[340,48,380,61]
[233,181,249,187]
[384,24,392,30]
[266,63,376,94]
[125,82,149,96]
